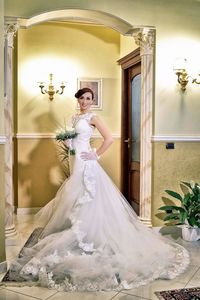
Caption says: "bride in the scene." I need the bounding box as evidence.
[2,87,189,291]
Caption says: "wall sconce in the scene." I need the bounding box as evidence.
[174,58,200,91]
[38,73,66,100]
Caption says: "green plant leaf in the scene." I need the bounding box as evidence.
[165,190,182,201]
[181,181,193,191]
[159,205,185,212]
[182,193,191,206]
[164,214,180,221]
[188,215,197,227]
[179,211,187,223]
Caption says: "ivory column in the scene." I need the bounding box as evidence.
[134,28,155,227]
[4,22,18,237]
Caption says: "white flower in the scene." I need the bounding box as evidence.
[66,126,74,131]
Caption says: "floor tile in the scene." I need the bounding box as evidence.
[17,223,35,234]
[112,292,148,299]
[49,291,118,300]
[0,288,36,300]
[175,265,199,284]
[120,280,185,300]
[5,286,57,300]
[15,214,35,224]
[186,267,200,286]
[6,234,21,247]
[6,245,21,260]
[185,283,200,289]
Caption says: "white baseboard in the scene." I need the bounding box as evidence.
[0,261,7,273]
[17,207,41,215]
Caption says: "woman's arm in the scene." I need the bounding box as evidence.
[90,116,114,156]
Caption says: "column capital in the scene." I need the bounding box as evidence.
[4,23,19,48]
[133,28,155,56]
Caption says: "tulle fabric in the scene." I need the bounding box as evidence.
[1,112,189,291]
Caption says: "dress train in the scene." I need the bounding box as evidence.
[1,112,189,291]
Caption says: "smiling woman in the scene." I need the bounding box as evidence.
[75,87,95,113]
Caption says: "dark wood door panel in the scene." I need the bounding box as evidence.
[118,48,141,215]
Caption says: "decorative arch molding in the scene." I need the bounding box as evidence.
[17,9,134,35]
[4,8,155,227]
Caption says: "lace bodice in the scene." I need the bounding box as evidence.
[71,112,96,154]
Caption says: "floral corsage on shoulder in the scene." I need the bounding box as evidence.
[55,127,78,155]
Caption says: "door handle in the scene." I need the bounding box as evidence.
[124,138,130,148]
[124,138,130,143]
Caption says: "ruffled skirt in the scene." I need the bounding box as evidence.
[1,158,189,291]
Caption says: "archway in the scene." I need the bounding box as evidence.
[4,9,155,235]
[18,9,134,34]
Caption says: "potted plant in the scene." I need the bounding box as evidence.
[158,181,200,241]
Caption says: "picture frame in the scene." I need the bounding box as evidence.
[77,78,102,110]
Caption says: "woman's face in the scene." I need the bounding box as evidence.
[78,92,93,111]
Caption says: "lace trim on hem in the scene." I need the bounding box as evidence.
[69,162,96,252]
[0,248,190,292]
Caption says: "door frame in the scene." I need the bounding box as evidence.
[118,48,141,201]
[118,39,154,226]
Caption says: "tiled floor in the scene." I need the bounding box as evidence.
[0,215,199,300]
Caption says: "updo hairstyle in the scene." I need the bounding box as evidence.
[74,88,94,100]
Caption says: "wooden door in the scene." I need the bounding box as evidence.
[118,48,141,215]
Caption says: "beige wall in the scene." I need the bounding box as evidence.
[18,22,121,133]
[120,35,138,58]
[17,22,122,208]
[17,138,120,208]
[0,0,6,264]
[152,142,200,226]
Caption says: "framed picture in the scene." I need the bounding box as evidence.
[77,78,102,110]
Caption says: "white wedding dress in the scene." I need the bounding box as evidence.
[3,112,189,291]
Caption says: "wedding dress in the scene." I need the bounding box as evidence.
[2,112,189,292]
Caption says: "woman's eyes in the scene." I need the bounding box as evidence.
[80,97,91,100]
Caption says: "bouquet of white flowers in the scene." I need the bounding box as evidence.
[55,128,78,155]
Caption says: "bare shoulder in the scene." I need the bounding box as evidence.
[90,115,103,126]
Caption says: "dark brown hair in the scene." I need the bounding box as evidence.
[74,88,94,100]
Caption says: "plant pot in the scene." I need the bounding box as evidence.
[182,225,200,241]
